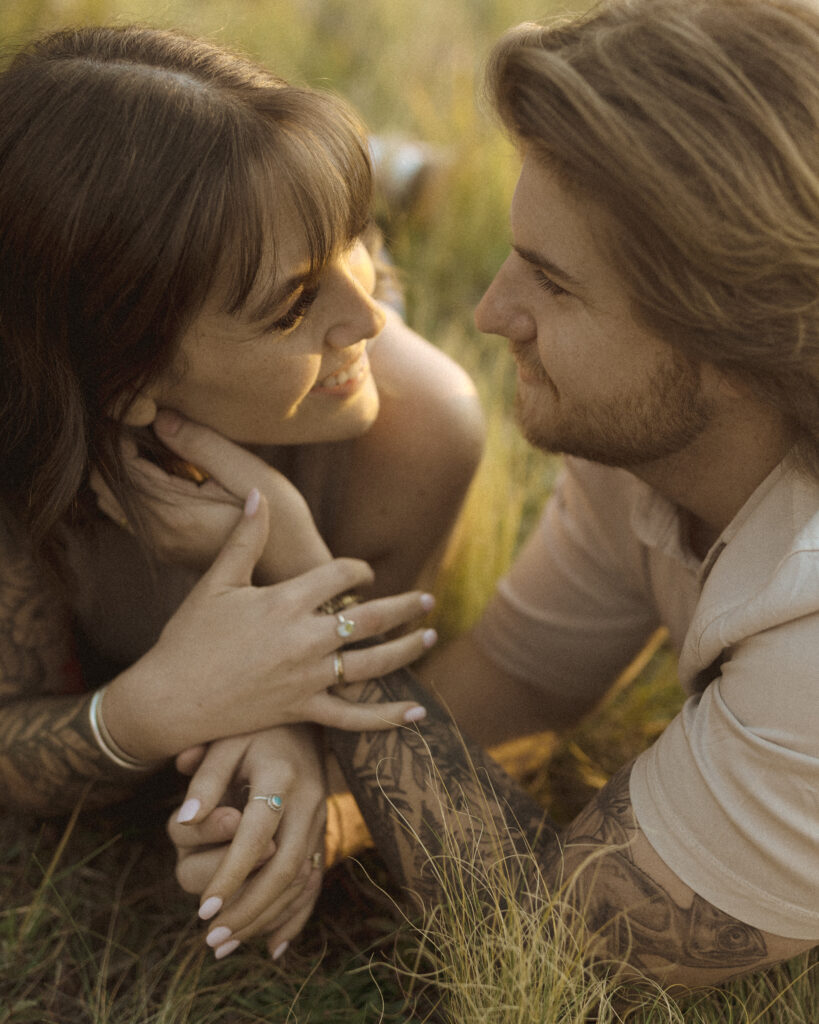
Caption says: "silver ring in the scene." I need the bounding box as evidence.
[336,612,355,639]
[333,650,345,685]
[251,793,283,811]
[310,851,322,870]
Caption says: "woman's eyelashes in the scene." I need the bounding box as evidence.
[269,284,321,333]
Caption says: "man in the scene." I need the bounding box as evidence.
[330,0,819,988]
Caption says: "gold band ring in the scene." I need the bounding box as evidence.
[333,651,345,686]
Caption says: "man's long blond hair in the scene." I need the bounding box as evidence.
[489,0,819,477]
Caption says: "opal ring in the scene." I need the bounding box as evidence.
[336,612,355,639]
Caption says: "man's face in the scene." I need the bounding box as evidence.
[475,154,716,468]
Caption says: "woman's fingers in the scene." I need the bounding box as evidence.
[173,737,252,822]
[199,489,269,589]
[170,804,242,851]
[205,799,327,958]
[154,410,278,498]
[313,589,435,652]
[169,804,279,897]
[297,624,436,730]
[198,792,290,916]
[263,870,324,960]
[175,744,209,776]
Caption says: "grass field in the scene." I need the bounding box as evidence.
[0,0,816,1020]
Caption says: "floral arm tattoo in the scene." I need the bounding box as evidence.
[0,513,139,814]
[328,667,773,981]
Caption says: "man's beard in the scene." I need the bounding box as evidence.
[514,352,714,469]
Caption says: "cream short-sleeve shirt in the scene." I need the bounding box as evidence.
[476,456,819,940]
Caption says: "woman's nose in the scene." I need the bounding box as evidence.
[324,260,386,349]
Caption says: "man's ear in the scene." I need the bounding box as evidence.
[112,392,158,427]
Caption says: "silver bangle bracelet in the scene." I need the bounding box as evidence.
[88,688,156,772]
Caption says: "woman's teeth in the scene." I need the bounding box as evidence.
[316,353,367,389]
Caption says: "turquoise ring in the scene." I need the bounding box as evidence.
[252,794,283,811]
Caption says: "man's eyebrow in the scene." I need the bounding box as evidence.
[512,244,582,288]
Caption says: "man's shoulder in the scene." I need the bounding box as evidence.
[679,463,819,684]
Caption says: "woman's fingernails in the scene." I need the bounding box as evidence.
[404,705,427,724]
[206,925,233,948]
[244,488,261,517]
[198,896,223,921]
[153,409,182,435]
[422,628,438,649]
[214,939,240,960]
[176,798,201,824]
[420,592,436,612]
[272,940,289,961]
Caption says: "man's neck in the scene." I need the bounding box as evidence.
[626,402,795,560]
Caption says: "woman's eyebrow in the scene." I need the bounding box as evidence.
[512,243,582,288]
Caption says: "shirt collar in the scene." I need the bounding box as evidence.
[628,455,795,584]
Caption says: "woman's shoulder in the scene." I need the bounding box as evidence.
[369,310,485,459]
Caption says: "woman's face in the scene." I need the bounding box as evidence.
[145,214,385,447]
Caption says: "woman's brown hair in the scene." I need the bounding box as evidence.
[489,0,819,476]
[0,25,373,551]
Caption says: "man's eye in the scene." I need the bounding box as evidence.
[533,269,569,297]
[270,285,320,333]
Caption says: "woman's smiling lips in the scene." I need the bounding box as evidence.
[310,350,371,395]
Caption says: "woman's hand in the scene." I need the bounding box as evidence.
[168,726,327,959]
[103,494,435,760]
[92,410,331,580]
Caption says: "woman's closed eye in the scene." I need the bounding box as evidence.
[270,284,321,334]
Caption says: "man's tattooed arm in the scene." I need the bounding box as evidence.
[328,669,814,987]
[0,512,142,814]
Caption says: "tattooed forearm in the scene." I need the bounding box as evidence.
[0,694,143,814]
[0,510,141,814]
[329,671,778,984]
[0,515,71,702]
[328,666,557,905]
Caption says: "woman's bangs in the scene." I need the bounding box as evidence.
[218,92,373,323]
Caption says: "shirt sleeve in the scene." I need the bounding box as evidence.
[474,458,661,720]
[630,611,819,941]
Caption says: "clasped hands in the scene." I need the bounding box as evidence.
[93,410,435,958]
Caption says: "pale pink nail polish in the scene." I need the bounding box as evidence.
[214,939,240,960]
[420,592,435,612]
[422,628,438,648]
[206,925,232,948]
[272,940,289,961]
[198,896,222,921]
[244,488,260,517]
[404,705,427,724]
[176,798,201,824]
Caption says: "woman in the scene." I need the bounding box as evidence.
[0,26,483,957]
